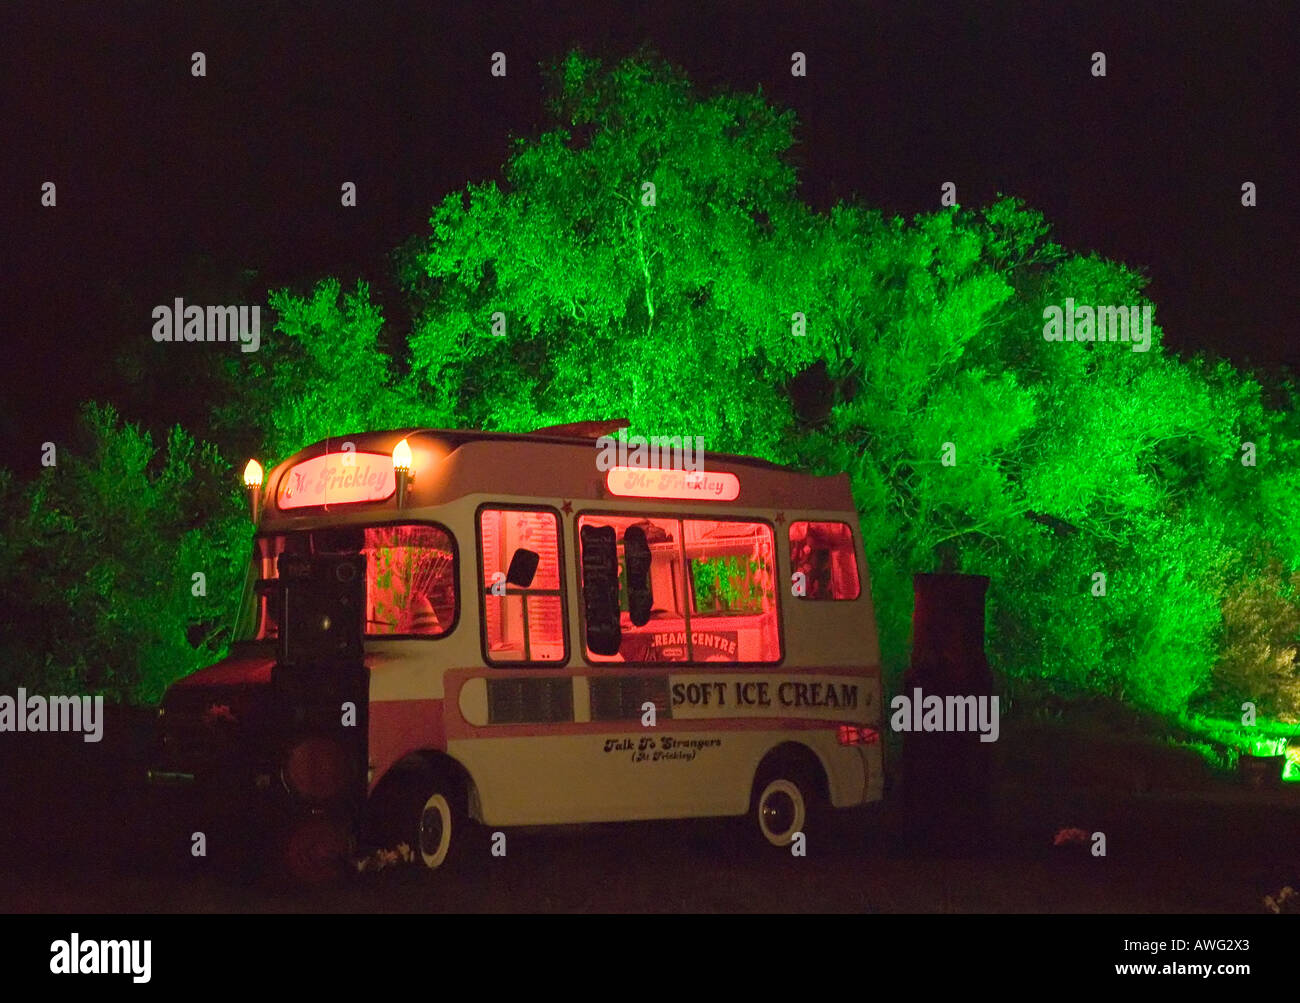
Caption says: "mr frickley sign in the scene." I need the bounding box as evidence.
[606,466,740,501]
[278,452,396,509]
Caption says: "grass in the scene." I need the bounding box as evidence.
[1179,714,1300,781]
[991,679,1300,790]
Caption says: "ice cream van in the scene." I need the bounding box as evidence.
[148,420,884,880]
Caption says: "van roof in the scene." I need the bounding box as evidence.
[260,423,856,522]
[288,422,796,471]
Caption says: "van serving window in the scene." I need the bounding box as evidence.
[683,519,780,663]
[241,523,456,639]
[478,507,566,665]
[789,521,861,600]
[577,515,782,664]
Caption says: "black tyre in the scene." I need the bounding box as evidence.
[376,766,476,871]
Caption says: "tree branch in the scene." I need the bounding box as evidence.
[633,209,655,336]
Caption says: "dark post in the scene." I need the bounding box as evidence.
[901,573,995,852]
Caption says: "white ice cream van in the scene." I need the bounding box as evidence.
[150,420,883,880]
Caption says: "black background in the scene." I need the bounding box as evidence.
[11,913,1289,987]
[2,1,1296,470]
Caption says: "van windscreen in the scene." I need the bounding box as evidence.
[238,523,456,640]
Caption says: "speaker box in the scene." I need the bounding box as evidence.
[580,524,622,656]
[277,553,366,667]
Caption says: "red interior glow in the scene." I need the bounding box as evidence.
[479,509,565,663]
[577,515,780,663]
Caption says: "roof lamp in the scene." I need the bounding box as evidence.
[393,438,414,508]
[243,459,264,523]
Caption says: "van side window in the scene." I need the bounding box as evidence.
[577,515,690,663]
[479,508,566,664]
[683,519,781,663]
[789,521,861,600]
[576,515,782,664]
[364,524,457,634]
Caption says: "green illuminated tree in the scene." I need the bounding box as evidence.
[0,404,247,702]
[1213,559,1300,721]
[399,51,808,458]
[6,48,1298,720]
[215,278,409,466]
[392,49,1300,715]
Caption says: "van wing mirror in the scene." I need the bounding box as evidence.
[505,548,540,588]
[623,526,652,627]
[580,525,622,656]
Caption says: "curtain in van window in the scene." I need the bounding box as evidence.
[788,521,861,601]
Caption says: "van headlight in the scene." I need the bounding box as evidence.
[283,737,351,801]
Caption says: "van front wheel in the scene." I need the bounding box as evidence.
[375,767,472,871]
[417,791,456,870]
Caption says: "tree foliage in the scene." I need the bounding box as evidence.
[391,52,1300,714]
[0,404,247,702]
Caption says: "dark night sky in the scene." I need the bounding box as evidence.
[2,1,1296,471]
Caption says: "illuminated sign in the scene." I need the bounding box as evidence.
[277,452,396,509]
[605,466,740,501]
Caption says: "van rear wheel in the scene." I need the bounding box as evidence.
[752,769,811,848]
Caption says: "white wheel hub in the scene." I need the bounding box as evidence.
[418,793,453,869]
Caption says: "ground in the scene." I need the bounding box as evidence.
[2,707,1298,912]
